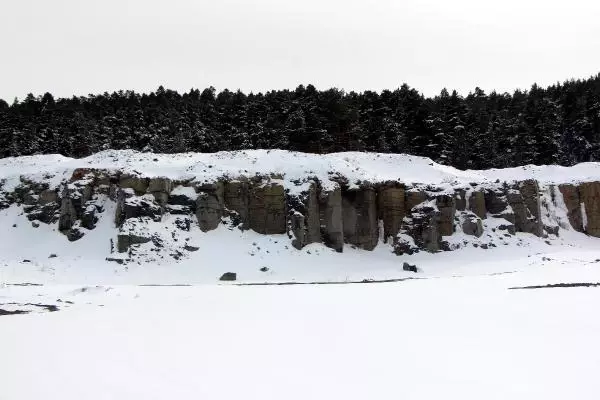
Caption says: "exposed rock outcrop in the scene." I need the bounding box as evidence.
[395,200,441,254]
[287,182,321,250]
[248,182,287,234]
[319,186,344,252]
[378,184,405,243]
[3,157,600,262]
[468,190,486,219]
[436,194,456,236]
[579,181,600,237]
[558,184,583,232]
[342,186,378,250]
[507,180,543,236]
[195,183,224,232]
[461,212,484,237]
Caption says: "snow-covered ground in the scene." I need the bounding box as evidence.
[2,258,600,400]
[2,227,600,399]
[2,150,600,399]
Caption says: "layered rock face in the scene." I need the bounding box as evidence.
[3,166,600,262]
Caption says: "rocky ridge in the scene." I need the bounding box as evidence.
[1,151,599,264]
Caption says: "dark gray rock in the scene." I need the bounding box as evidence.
[67,228,85,242]
[224,181,249,228]
[436,194,456,236]
[462,213,483,237]
[248,182,287,234]
[287,182,321,250]
[219,272,237,281]
[403,262,418,273]
[558,184,583,232]
[117,233,152,253]
[396,201,441,254]
[468,190,486,219]
[378,185,405,243]
[319,186,344,252]
[196,191,223,232]
[342,186,378,251]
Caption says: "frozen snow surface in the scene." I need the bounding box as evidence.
[1,150,600,399]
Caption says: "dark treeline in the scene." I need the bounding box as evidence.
[1,74,600,169]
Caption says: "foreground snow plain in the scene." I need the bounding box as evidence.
[2,259,600,400]
[1,149,600,399]
[2,235,600,400]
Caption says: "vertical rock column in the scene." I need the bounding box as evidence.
[579,181,600,237]
[288,182,321,249]
[468,190,486,219]
[342,186,379,251]
[436,194,456,236]
[319,186,344,252]
[248,182,287,234]
[377,185,405,243]
[558,184,583,232]
[196,182,224,232]
[506,180,543,236]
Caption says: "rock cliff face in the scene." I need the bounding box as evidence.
[2,153,600,263]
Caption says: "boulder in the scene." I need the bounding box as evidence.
[403,262,418,273]
[117,233,152,253]
[461,213,483,237]
[219,272,237,281]
[66,228,85,242]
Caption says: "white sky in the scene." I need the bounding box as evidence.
[1,0,599,101]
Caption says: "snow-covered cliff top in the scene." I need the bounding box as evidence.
[1,149,600,192]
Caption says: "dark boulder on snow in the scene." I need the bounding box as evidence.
[403,262,418,273]
[462,213,484,238]
[219,272,237,281]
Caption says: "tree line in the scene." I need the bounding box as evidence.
[1,74,599,169]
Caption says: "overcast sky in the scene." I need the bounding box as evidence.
[1,0,599,101]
